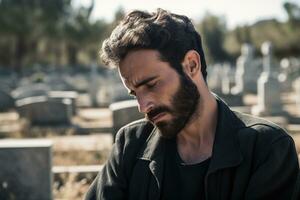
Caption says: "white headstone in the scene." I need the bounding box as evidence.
[208,64,223,94]
[251,41,284,116]
[0,88,14,111]
[231,43,261,95]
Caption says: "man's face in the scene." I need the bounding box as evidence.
[119,49,199,138]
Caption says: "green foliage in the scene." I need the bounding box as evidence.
[0,1,299,70]
[0,0,73,70]
[225,19,300,60]
[284,1,300,24]
[0,0,111,70]
[198,1,300,63]
[196,13,229,63]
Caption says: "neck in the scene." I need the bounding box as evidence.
[176,91,218,164]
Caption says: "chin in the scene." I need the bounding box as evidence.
[156,121,182,139]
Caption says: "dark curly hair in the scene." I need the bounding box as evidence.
[100,8,207,80]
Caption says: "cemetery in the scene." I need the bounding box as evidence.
[1,0,300,199]
[0,41,300,199]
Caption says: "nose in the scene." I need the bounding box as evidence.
[136,95,153,114]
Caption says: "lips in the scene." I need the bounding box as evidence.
[149,112,166,123]
[147,106,170,123]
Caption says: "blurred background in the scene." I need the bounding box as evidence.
[0,0,300,199]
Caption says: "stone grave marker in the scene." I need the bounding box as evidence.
[218,63,244,106]
[11,83,50,100]
[0,87,14,111]
[65,74,89,93]
[231,43,261,95]
[279,58,300,92]
[44,74,75,91]
[109,100,144,140]
[89,62,101,107]
[252,41,284,116]
[16,96,72,125]
[207,64,223,94]
[47,91,78,115]
[0,139,52,200]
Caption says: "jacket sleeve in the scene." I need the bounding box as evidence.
[245,135,299,200]
[85,129,128,200]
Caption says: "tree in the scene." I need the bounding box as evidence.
[283,2,300,24]
[63,0,110,65]
[0,0,71,73]
[197,13,229,63]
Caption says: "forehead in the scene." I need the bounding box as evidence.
[119,49,171,85]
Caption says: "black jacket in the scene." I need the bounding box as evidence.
[85,99,299,200]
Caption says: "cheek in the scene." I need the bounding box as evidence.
[156,77,180,104]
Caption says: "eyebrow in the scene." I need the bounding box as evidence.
[134,76,158,88]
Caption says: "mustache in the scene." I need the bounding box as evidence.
[146,106,171,121]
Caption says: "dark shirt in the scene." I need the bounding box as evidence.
[160,138,210,200]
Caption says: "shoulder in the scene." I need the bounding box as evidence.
[233,111,296,158]
[234,111,291,141]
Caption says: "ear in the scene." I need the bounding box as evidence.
[181,50,201,79]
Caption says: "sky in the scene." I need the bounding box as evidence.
[76,0,300,29]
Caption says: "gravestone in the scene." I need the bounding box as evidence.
[0,74,17,89]
[279,58,292,91]
[252,41,284,116]
[109,100,144,140]
[207,64,223,94]
[96,83,111,107]
[16,96,72,125]
[65,74,89,93]
[279,58,300,92]
[216,64,244,106]
[89,63,101,107]
[0,88,14,111]
[94,72,132,107]
[0,139,52,200]
[231,43,261,95]
[47,91,78,115]
[11,83,50,100]
[44,74,75,91]
[221,63,233,95]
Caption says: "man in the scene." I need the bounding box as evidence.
[85,8,299,200]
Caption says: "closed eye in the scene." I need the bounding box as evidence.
[146,81,157,89]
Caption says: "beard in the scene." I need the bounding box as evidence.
[146,73,200,138]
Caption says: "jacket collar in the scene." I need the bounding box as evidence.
[137,95,244,172]
[137,127,166,196]
[208,96,244,173]
[137,127,166,161]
